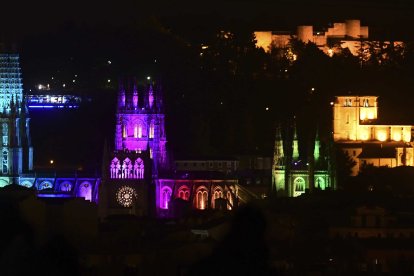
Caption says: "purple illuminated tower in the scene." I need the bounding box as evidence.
[114,79,168,174]
[99,78,168,217]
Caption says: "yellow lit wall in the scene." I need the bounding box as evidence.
[254,31,273,52]
[375,127,388,141]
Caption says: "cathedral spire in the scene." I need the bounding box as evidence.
[118,80,126,109]
[314,127,321,164]
[133,82,138,110]
[292,119,299,161]
[273,123,284,166]
[148,84,154,109]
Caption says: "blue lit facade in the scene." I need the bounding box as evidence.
[0,53,100,202]
[0,54,33,186]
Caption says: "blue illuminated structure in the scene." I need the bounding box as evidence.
[26,94,81,109]
[0,54,33,186]
[0,52,100,203]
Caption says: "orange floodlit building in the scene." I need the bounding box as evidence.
[333,96,413,175]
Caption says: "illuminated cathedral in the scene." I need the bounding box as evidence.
[272,121,335,197]
[1,52,238,216]
[0,53,100,200]
[99,79,238,217]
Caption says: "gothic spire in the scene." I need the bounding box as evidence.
[292,119,299,161]
[118,80,126,109]
[133,82,138,110]
[314,127,320,163]
[273,123,284,166]
[148,83,154,109]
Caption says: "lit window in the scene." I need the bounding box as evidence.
[149,123,154,138]
[122,125,126,138]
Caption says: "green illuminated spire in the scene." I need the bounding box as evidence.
[314,128,320,163]
[292,120,299,161]
[273,123,284,166]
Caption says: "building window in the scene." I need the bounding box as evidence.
[363,99,369,107]
[160,187,172,209]
[149,123,154,139]
[315,177,325,190]
[178,186,190,200]
[134,158,144,179]
[122,125,127,138]
[293,177,306,197]
[138,126,142,138]
[209,162,213,168]
[110,157,120,178]
[122,158,132,178]
[196,187,208,210]
[212,188,223,209]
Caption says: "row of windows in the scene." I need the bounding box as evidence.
[122,124,154,139]
[159,185,234,210]
[343,98,370,107]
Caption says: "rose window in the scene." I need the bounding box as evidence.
[116,186,137,207]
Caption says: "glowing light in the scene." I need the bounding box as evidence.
[311,87,315,91]
[107,79,111,83]
[377,131,387,141]
[72,79,75,83]
[265,107,269,111]
[360,110,366,120]
[330,102,334,106]
[147,76,151,80]
[50,160,54,164]
[63,84,66,88]
[107,60,111,64]
[116,186,137,207]
[393,132,401,141]
[327,48,334,57]
[367,111,374,119]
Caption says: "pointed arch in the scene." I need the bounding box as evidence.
[110,157,120,179]
[177,185,190,201]
[195,186,208,210]
[38,181,53,190]
[122,158,132,178]
[160,186,172,209]
[60,181,72,192]
[293,177,306,197]
[78,181,92,201]
[134,158,144,179]
[212,187,224,209]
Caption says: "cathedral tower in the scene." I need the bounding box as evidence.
[272,119,334,197]
[100,78,168,217]
[0,54,33,187]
